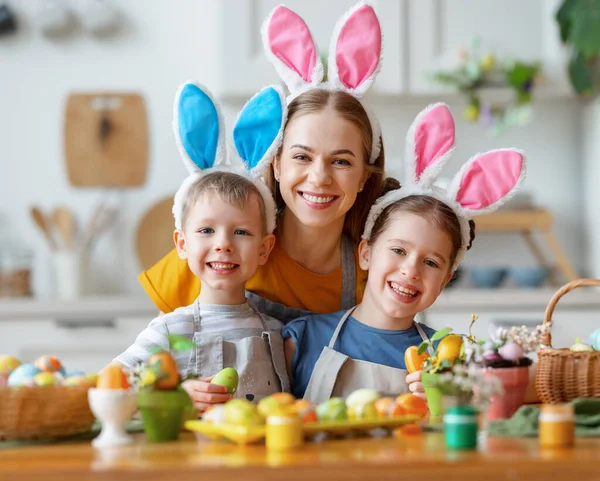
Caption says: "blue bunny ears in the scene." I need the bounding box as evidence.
[172,82,286,233]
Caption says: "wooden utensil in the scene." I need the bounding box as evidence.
[64,92,148,187]
[135,196,176,270]
[30,206,57,250]
[52,207,76,250]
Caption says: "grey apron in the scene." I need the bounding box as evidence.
[303,307,433,404]
[190,300,290,403]
[246,234,357,323]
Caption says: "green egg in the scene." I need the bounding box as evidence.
[210,367,239,394]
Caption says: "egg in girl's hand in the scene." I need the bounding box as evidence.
[589,329,600,351]
[316,398,347,422]
[34,355,65,375]
[498,341,524,361]
[210,367,239,394]
[0,355,22,377]
[8,364,41,386]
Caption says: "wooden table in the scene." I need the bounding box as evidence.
[1,431,598,481]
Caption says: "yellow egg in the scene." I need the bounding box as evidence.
[224,399,263,426]
[0,355,22,376]
[347,401,378,421]
[34,372,58,386]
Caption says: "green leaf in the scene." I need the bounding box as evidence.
[556,0,578,43]
[417,341,429,355]
[440,360,453,369]
[431,327,453,342]
[568,50,595,94]
[568,0,600,58]
[168,334,195,353]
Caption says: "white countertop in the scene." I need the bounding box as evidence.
[0,287,599,321]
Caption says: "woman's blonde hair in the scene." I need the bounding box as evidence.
[265,89,389,244]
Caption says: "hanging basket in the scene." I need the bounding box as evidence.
[535,279,600,404]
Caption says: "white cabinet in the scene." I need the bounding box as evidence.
[217,0,406,97]
[407,0,570,94]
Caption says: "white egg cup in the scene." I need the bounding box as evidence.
[88,388,137,448]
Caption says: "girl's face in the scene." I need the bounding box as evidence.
[274,108,370,231]
[359,211,454,324]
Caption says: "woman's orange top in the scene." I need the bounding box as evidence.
[139,242,367,314]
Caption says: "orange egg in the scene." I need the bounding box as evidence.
[386,401,407,417]
[34,355,63,373]
[294,399,318,423]
[395,393,428,419]
[147,352,180,390]
[271,392,296,405]
[97,364,130,390]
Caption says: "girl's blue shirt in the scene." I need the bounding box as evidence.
[281,310,437,399]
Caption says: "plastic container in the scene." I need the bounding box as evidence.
[0,243,33,297]
[443,405,478,450]
[539,403,574,448]
[265,408,303,451]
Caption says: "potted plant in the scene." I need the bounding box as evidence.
[481,323,551,420]
[556,0,600,95]
[134,335,197,442]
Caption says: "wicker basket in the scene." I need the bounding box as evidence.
[0,385,96,441]
[536,278,600,404]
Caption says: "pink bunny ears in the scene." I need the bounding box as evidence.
[262,1,383,164]
[362,103,526,270]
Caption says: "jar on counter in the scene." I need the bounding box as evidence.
[539,403,574,448]
[0,243,34,297]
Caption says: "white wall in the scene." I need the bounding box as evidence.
[582,97,600,279]
[0,0,586,299]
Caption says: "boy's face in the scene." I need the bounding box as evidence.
[359,211,454,324]
[174,193,275,297]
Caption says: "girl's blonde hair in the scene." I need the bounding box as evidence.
[366,193,477,270]
[265,89,390,244]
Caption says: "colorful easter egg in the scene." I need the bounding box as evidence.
[436,334,463,363]
[34,355,64,374]
[294,399,318,423]
[346,388,380,408]
[224,399,263,426]
[374,397,395,417]
[0,355,22,376]
[385,400,407,417]
[8,364,41,386]
[589,329,600,351]
[257,392,296,418]
[210,367,239,394]
[347,401,378,421]
[86,373,99,387]
[570,336,594,352]
[64,375,94,387]
[34,372,59,386]
[316,398,347,422]
[203,405,226,424]
[97,364,130,389]
[395,393,428,419]
[498,342,525,361]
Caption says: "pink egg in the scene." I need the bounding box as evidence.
[498,342,524,361]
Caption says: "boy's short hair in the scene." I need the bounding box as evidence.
[180,171,267,233]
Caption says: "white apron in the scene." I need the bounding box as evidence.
[303,307,432,404]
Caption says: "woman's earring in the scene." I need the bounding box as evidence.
[358,186,364,193]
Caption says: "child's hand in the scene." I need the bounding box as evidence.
[405,371,426,399]
[181,376,233,414]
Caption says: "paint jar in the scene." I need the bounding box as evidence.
[443,405,478,450]
[265,407,303,452]
[539,403,574,448]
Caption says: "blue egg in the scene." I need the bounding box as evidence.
[590,329,600,351]
[8,364,42,386]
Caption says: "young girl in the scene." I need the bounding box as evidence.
[282,103,526,403]
[138,3,388,322]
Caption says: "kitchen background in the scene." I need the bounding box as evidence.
[1,0,599,371]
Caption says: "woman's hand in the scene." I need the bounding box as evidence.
[405,371,426,399]
[181,376,233,414]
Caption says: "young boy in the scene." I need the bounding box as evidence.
[115,171,290,413]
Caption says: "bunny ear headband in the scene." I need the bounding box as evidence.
[362,103,527,270]
[172,82,286,233]
[262,1,383,164]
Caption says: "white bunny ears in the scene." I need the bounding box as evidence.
[262,1,383,164]
[362,103,526,270]
[172,82,286,233]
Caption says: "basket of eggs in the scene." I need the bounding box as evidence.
[0,355,97,441]
[536,278,600,403]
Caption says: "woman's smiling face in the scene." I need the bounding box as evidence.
[274,108,370,231]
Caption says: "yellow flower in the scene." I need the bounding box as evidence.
[140,368,157,387]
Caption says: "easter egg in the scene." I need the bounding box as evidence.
[64,375,94,387]
[147,352,180,390]
[224,399,263,426]
[347,401,378,421]
[404,346,430,374]
[293,400,318,423]
[0,355,22,376]
[97,364,130,389]
[34,371,59,386]
[590,329,600,351]
[395,393,428,419]
[203,405,226,424]
[210,367,239,394]
[346,388,380,407]
[86,373,99,387]
[386,401,407,417]
[436,334,463,364]
[8,364,41,386]
[498,342,525,361]
[316,398,347,422]
[570,336,594,352]
[257,392,296,418]
[374,397,395,417]
[34,355,64,374]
